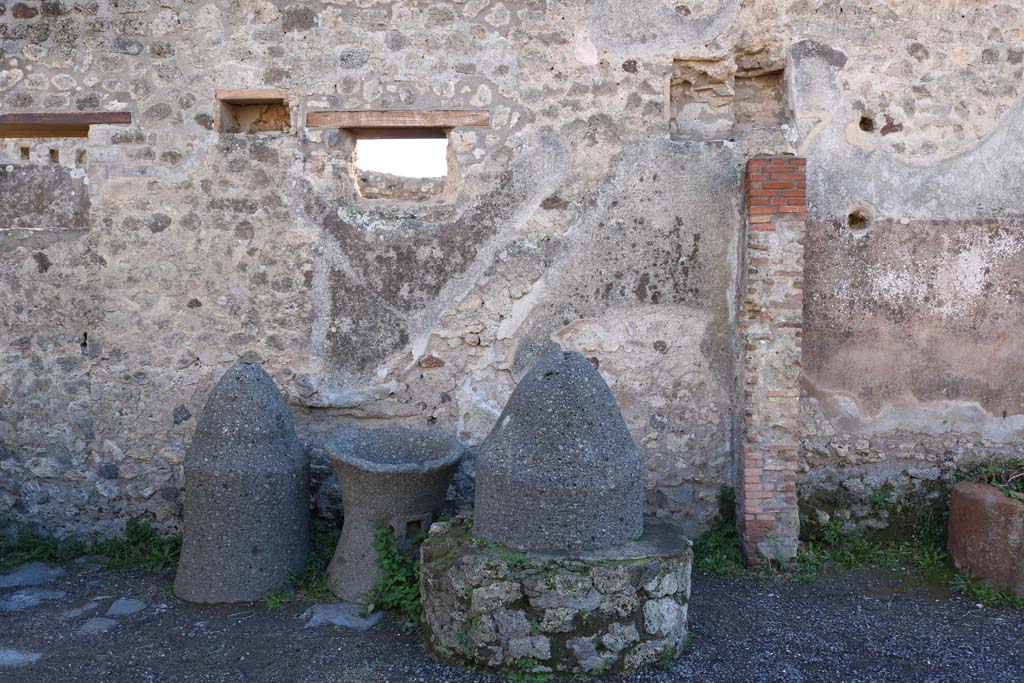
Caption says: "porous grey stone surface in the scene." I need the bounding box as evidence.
[300,602,385,631]
[421,516,692,676]
[105,598,146,617]
[0,562,65,589]
[324,427,463,604]
[174,362,309,604]
[474,349,644,552]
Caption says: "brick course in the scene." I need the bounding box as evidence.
[738,156,806,565]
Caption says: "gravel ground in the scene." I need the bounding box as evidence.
[1,563,1022,682]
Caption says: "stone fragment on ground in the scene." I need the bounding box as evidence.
[61,601,100,619]
[300,602,384,630]
[105,598,146,616]
[0,649,43,668]
[0,588,66,611]
[0,562,66,589]
[76,617,118,635]
[73,556,110,572]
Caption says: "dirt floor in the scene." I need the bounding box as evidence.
[1,562,1022,683]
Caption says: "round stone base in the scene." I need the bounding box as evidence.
[420,516,692,677]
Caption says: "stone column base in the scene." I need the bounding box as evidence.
[420,516,692,677]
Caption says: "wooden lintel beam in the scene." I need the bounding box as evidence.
[215,88,288,104]
[346,127,449,139]
[306,110,490,130]
[0,111,132,138]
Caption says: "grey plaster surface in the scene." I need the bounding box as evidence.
[474,349,644,552]
[791,40,1024,221]
[174,361,309,604]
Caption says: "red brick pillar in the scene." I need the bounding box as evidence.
[738,156,806,566]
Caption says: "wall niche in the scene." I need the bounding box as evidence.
[669,58,787,141]
[215,89,291,134]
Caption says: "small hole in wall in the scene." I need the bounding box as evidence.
[405,519,423,542]
[76,149,86,165]
[859,115,875,132]
[48,148,59,163]
[848,209,872,231]
[19,146,30,160]
[351,133,452,201]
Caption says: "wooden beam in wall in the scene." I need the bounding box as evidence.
[215,88,288,104]
[306,110,490,130]
[0,112,132,138]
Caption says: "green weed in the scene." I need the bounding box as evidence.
[367,528,421,620]
[264,587,293,610]
[506,658,553,683]
[692,486,744,575]
[950,572,1024,609]
[656,643,676,670]
[964,459,1024,504]
[91,518,181,570]
[288,518,339,603]
[0,524,85,569]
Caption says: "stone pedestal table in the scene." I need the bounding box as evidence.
[325,427,464,604]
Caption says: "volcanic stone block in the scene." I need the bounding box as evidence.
[174,362,309,603]
[474,349,644,552]
[948,480,1024,597]
[325,427,464,604]
[421,516,692,676]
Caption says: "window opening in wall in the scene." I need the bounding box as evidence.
[350,131,452,201]
[76,149,86,166]
[19,146,29,160]
[48,148,59,163]
[306,110,490,203]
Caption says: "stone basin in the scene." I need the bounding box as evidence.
[325,427,464,604]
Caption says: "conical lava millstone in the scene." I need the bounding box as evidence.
[474,349,644,552]
[174,361,309,603]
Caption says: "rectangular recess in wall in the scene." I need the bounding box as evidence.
[0,112,132,138]
[215,88,291,134]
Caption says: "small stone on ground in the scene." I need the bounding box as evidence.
[76,617,118,635]
[0,589,66,611]
[300,602,384,630]
[0,649,43,669]
[0,563,66,589]
[61,601,100,619]
[105,598,146,617]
